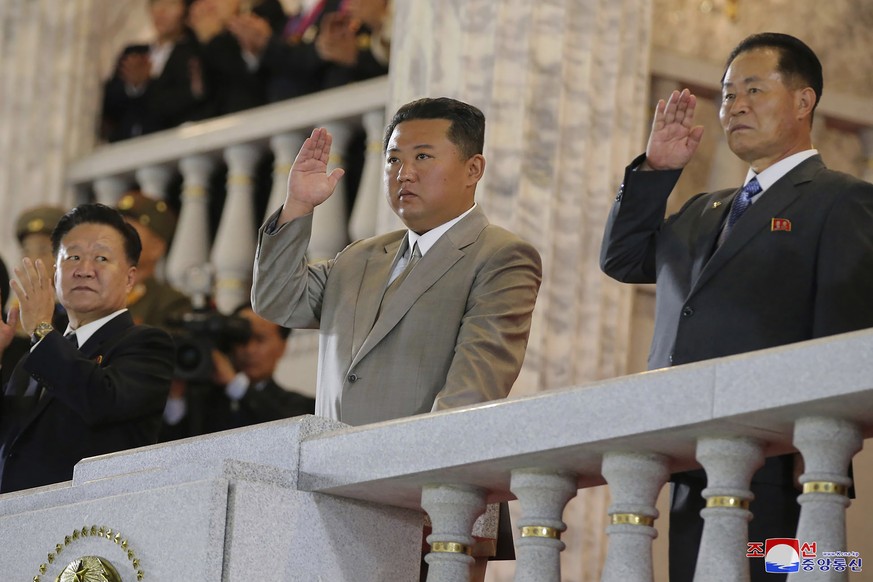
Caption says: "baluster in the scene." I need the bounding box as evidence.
[601,452,669,582]
[310,121,353,260]
[787,417,861,582]
[211,143,261,313]
[167,154,214,292]
[694,437,764,582]
[510,469,577,582]
[348,109,385,240]
[421,484,486,582]
[135,164,175,200]
[265,131,307,222]
[92,175,131,206]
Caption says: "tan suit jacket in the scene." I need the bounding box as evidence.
[252,205,542,426]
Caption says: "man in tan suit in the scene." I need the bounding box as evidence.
[252,97,541,426]
[253,97,541,576]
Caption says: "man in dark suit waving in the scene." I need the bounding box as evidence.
[0,204,175,493]
[600,33,873,582]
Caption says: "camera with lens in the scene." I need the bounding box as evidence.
[168,310,251,381]
[167,264,251,381]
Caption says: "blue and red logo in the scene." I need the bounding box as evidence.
[764,538,800,573]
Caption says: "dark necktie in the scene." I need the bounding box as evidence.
[727,177,762,229]
[65,331,78,349]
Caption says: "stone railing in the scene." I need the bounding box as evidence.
[2,328,871,581]
[67,76,390,313]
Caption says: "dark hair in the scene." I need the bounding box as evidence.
[383,97,486,160]
[232,302,291,340]
[723,33,822,118]
[51,203,142,266]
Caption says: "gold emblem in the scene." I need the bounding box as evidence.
[33,525,145,582]
[712,201,722,208]
[56,556,122,582]
[28,218,46,233]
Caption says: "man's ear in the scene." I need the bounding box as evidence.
[796,86,816,121]
[466,154,486,185]
[126,266,137,291]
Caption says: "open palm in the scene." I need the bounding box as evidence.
[281,128,346,222]
[645,89,704,170]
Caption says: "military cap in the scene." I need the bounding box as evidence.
[16,205,67,243]
[116,191,177,244]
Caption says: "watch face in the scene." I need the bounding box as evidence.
[34,322,53,339]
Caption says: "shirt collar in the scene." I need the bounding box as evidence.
[407,203,477,256]
[744,149,818,194]
[64,309,127,348]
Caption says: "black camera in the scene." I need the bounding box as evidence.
[168,310,251,381]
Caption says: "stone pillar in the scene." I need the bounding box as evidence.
[211,143,261,313]
[92,175,132,206]
[266,131,307,222]
[601,452,669,582]
[510,469,578,582]
[421,484,486,582]
[348,109,386,241]
[787,417,862,582]
[167,154,214,293]
[309,121,352,260]
[135,164,175,200]
[694,437,764,582]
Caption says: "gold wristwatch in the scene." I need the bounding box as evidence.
[31,321,54,343]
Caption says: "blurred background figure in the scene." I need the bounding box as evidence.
[187,0,286,115]
[2,206,70,385]
[115,191,192,328]
[6,205,70,337]
[101,0,207,142]
[161,303,314,440]
[227,0,391,103]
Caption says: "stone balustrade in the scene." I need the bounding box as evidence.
[2,328,871,580]
[67,76,390,312]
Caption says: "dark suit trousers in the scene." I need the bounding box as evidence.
[669,455,800,582]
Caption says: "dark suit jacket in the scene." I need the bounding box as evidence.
[602,154,873,370]
[0,311,174,493]
[198,0,286,114]
[259,0,388,102]
[601,153,873,581]
[161,377,315,441]
[253,206,542,426]
[101,37,206,142]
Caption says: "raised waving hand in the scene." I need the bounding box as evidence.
[643,88,704,171]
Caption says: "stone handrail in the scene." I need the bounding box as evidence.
[65,76,390,313]
[2,327,865,580]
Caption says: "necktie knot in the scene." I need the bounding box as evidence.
[65,332,78,349]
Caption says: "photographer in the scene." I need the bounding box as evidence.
[161,303,314,440]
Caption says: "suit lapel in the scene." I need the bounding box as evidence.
[690,189,734,284]
[77,311,134,359]
[12,312,134,438]
[692,156,822,295]
[351,237,405,357]
[349,207,489,370]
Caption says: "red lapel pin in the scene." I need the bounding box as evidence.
[771,218,792,232]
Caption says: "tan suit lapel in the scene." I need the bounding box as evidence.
[349,207,488,371]
[351,236,405,357]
